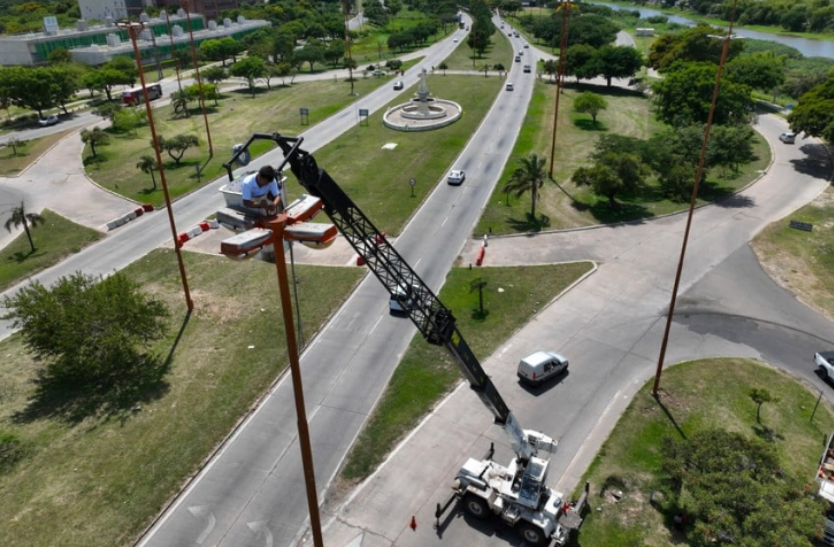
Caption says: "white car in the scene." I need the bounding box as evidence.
[779,131,796,144]
[517,351,568,386]
[506,83,514,91]
[38,115,59,127]
[453,38,459,43]
[447,170,466,185]
[393,80,404,90]
[372,69,387,77]
[816,352,834,381]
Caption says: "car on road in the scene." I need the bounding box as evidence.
[453,38,459,42]
[515,55,521,62]
[447,170,466,185]
[372,69,387,77]
[517,351,568,385]
[523,65,531,73]
[389,284,421,314]
[38,115,59,127]
[506,83,514,91]
[779,131,796,144]
[523,43,529,48]
[816,352,834,381]
[393,80,404,90]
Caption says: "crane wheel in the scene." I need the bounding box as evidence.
[462,493,489,520]
[518,522,547,546]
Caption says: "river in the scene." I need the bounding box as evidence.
[593,2,834,59]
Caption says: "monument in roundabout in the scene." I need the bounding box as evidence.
[383,68,462,132]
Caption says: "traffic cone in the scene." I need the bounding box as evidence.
[410,516,417,531]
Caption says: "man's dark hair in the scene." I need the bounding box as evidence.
[258,165,277,181]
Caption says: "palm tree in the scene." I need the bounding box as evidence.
[136,155,158,190]
[4,201,44,253]
[504,153,548,219]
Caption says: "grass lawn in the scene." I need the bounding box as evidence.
[441,27,514,71]
[0,249,364,547]
[340,261,593,481]
[351,8,449,65]
[753,188,834,322]
[0,210,103,292]
[83,77,386,207]
[474,80,771,235]
[0,129,75,175]
[576,358,834,546]
[313,74,503,236]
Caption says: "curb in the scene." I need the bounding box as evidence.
[175,218,220,247]
[106,204,155,231]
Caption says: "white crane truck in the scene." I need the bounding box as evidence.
[222,133,588,546]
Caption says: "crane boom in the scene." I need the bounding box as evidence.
[224,132,555,461]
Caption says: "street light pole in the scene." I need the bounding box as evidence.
[118,20,194,312]
[182,0,214,157]
[548,0,573,180]
[652,0,739,398]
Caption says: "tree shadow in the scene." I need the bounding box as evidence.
[586,201,652,224]
[229,87,269,97]
[696,178,736,203]
[470,309,490,321]
[7,248,41,263]
[506,212,551,233]
[791,143,834,180]
[653,390,687,440]
[713,193,755,208]
[752,423,783,443]
[573,119,607,131]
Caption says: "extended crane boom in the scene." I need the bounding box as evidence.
[224,132,555,462]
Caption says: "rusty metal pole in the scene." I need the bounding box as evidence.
[162,1,183,93]
[118,21,194,311]
[344,0,355,95]
[548,0,571,179]
[266,216,324,547]
[182,0,214,156]
[652,1,738,398]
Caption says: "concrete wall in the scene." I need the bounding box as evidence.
[79,0,128,21]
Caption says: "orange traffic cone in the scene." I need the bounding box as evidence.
[410,516,417,531]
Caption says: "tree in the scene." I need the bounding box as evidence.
[230,56,267,97]
[481,63,491,77]
[726,53,786,94]
[294,44,325,72]
[504,154,549,219]
[652,62,755,127]
[3,201,44,253]
[469,277,488,318]
[47,48,73,64]
[660,429,824,547]
[155,134,199,165]
[648,24,744,72]
[438,61,449,76]
[596,45,643,88]
[170,90,191,117]
[80,127,109,158]
[0,66,58,117]
[565,44,600,82]
[136,155,158,190]
[573,91,608,124]
[749,388,779,424]
[788,74,834,144]
[1,272,169,390]
[573,152,647,208]
[5,137,26,155]
[272,30,296,63]
[324,39,346,68]
[201,66,227,85]
[493,62,506,77]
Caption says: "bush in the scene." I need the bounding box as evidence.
[0,432,27,473]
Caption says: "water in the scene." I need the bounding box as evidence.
[592,2,834,59]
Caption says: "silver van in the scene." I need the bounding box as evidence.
[517,351,568,385]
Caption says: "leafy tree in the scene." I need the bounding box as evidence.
[726,52,786,93]
[788,74,834,144]
[0,66,58,117]
[272,30,296,62]
[80,127,110,158]
[596,45,643,88]
[481,63,491,78]
[573,91,608,124]
[438,61,449,76]
[652,62,755,127]
[47,48,73,64]
[170,90,191,117]
[81,69,104,98]
[469,277,488,317]
[708,123,756,175]
[93,101,123,123]
[565,44,600,82]
[200,39,227,66]
[648,24,745,73]
[494,62,506,76]
[136,155,158,190]
[155,134,199,165]
[324,38,346,68]
[573,152,647,208]
[5,137,26,155]
[1,272,169,389]
[3,201,44,253]
[201,65,227,85]
[504,154,549,219]
[749,388,779,424]
[294,44,325,72]
[660,429,824,547]
[230,56,267,97]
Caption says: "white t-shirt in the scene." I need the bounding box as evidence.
[241,172,280,202]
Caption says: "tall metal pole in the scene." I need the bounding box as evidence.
[288,241,305,346]
[162,1,183,93]
[118,21,194,311]
[344,0,355,96]
[548,0,572,180]
[182,0,214,156]
[652,1,739,398]
[267,216,323,547]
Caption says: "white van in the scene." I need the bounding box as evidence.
[517,351,568,385]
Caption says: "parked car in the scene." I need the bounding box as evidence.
[517,351,568,386]
[38,115,59,127]
[372,69,387,76]
[506,83,514,91]
[447,170,466,185]
[779,131,796,144]
[393,80,404,90]
[816,351,834,382]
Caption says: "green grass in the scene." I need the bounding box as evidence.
[350,8,448,64]
[0,210,104,291]
[0,129,75,175]
[313,74,503,236]
[576,358,834,546]
[441,27,515,71]
[474,80,771,235]
[341,261,593,481]
[83,77,387,207]
[0,249,364,547]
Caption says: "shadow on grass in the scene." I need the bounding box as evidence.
[506,212,552,233]
[653,390,687,440]
[752,423,783,443]
[791,143,834,180]
[574,119,607,132]
[470,309,490,321]
[12,313,189,425]
[565,81,645,98]
[7,248,41,263]
[585,201,653,224]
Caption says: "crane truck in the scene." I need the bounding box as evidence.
[221,133,588,546]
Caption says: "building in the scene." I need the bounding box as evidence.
[78,0,148,21]
[0,10,270,66]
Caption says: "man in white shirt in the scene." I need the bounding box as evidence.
[241,165,282,215]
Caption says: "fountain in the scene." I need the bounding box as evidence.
[383,69,462,132]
